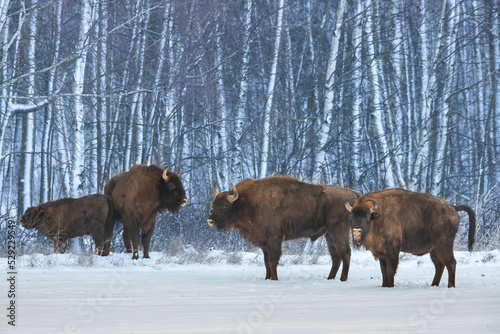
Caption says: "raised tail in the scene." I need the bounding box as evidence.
[454,205,476,251]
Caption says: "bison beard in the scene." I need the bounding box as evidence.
[105,165,187,260]
[208,176,359,281]
[345,188,476,288]
[19,194,115,255]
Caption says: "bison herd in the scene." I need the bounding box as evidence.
[19,164,476,288]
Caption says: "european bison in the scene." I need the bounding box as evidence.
[345,188,476,288]
[208,176,360,280]
[105,164,187,260]
[19,194,115,255]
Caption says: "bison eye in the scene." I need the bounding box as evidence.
[167,183,176,191]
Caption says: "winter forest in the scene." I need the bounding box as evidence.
[1,0,499,254]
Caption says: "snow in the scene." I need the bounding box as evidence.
[2,250,500,334]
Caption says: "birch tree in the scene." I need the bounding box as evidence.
[234,0,252,178]
[432,0,459,195]
[259,0,284,178]
[313,0,346,182]
[71,0,93,194]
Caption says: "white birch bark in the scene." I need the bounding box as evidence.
[123,15,139,169]
[159,2,177,166]
[150,3,170,164]
[313,0,346,182]
[411,0,447,191]
[367,0,394,187]
[391,1,406,187]
[43,0,63,201]
[0,0,11,33]
[351,1,361,185]
[432,0,458,194]
[72,0,92,194]
[23,0,37,207]
[259,0,284,178]
[235,0,252,177]
[472,0,488,195]
[97,0,108,187]
[131,7,148,165]
[216,21,229,189]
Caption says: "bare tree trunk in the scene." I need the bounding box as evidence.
[411,0,446,192]
[235,0,252,178]
[313,0,346,182]
[259,0,284,178]
[72,0,93,194]
[432,0,459,195]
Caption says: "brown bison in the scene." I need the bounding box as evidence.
[19,194,115,255]
[105,165,187,260]
[208,176,360,280]
[345,188,476,288]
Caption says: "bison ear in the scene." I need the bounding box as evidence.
[371,212,380,220]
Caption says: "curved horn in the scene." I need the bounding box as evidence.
[345,197,356,212]
[227,184,239,204]
[162,168,169,181]
[366,199,378,213]
[177,168,181,177]
[212,185,219,197]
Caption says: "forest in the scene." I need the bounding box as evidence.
[1,0,499,254]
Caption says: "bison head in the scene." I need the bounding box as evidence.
[345,198,380,248]
[160,169,188,213]
[207,184,240,232]
[19,206,41,229]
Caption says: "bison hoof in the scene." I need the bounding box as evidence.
[132,253,139,260]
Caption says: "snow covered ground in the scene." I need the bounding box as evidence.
[2,249,500,334]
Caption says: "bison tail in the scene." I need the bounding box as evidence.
[454,205,476,252]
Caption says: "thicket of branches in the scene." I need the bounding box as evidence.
[1,0,499,253]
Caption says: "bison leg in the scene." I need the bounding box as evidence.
[92,234,105,256]
[378,257,389,287]
[141,223,155,259]
[266,244,282,281]
[262,250,272,279]
[325,233,351,281]
[435,248,456,288]
[127,224,141,260]
[61,240,66,254]
[122,228,133,253]
[430,249,445,286]
[445,257,457,288]
[379,253,399,288]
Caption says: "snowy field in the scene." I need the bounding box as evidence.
[2,249,500,334]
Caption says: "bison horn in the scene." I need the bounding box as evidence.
[227,184,239,204]
[213,184,219,197]
[162,168,169,181]
[345,198,356,212]
[177,168,181,177]
[367,199,378,213]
